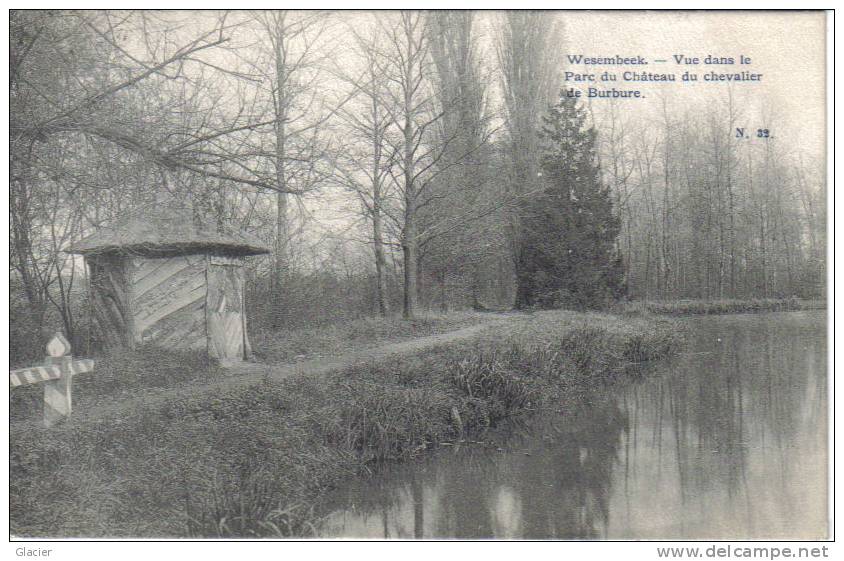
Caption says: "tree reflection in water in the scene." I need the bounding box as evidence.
[317,383,629,539]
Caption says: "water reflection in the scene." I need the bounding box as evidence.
[317,312,827,539]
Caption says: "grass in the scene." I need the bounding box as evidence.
[10,310,683,538]
[9,346,226,422]
[615,297,825,317]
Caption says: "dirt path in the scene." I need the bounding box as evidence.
[227,314,516,383]
[12,313,519,431]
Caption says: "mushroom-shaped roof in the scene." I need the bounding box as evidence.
[66,206,270,257]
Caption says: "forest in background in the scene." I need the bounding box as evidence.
[9,10,826,361]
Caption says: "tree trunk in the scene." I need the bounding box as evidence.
[402,135,418,319]
[272,19,290,328]
[372,204,389,316]
[401,28,418,321]
[402,232,419,319]
[514,246,533,309]
[273,191,288,327]
[10,164,48,328]
[371,90,389,316]
[470,262,482,310]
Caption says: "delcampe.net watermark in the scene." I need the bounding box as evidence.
[656,545,830,560]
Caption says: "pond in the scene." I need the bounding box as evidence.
[315,311,828,540]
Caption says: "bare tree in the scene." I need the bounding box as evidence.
[246,10,337,325]
[367,11,504,318]
[11,11,297,193]
[332,23,396,316]
[358,11,457,319]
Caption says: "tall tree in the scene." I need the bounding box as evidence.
[372,11,479,319]
[332,23,397,316]
[249,10,336,326]
[421,11,498,310]
[496,11,564,307]
[518,94,624,309]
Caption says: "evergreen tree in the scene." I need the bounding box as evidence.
[516,93,625,309]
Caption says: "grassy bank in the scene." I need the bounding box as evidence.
[10,310,682,538]
[617,298,824,317]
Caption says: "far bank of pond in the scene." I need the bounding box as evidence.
[618,297,823,316]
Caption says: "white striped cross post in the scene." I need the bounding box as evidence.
[9,333,95,427]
